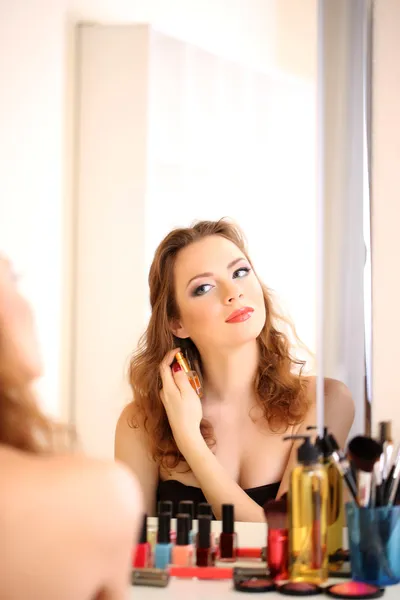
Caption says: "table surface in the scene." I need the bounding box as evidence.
[130,518,399,599]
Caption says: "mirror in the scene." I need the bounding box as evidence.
[71,1,372,515]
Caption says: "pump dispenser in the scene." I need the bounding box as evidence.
[308,426,344,568]
[284,434,328,584]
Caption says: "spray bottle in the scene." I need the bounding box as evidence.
[284,434,329,584]
[307,426,344,570]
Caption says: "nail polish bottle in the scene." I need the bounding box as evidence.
[172,514,193,566]
[157,500,175,542]
[178,500,195,543]
[175,352,204,398]
[219,504,237,562]
[154,513,172,569]
[133,514,152,568]
[197,502,216,560]
[196,515,212,566]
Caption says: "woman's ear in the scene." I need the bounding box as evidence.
[170,318,190,339]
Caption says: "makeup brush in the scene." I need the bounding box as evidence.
[379,421,395,481]
[348,436,383,507]
[383,444,400,504]
[263,495,289,581]
[325,434,358,503]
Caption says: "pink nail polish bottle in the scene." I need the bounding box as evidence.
[172,514,193,566]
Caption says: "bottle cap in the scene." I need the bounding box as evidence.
[197,502,212,517]
[222,503,235,534]
[175,352,190,373]
[176,513,190,545]
[157,500,173,516]
[197,515,211,549]
[157,512,171,544]
[178,500,194,528]
[138,513,148,543]
[284,435,319,465]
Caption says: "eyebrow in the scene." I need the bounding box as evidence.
[186,257,247,288]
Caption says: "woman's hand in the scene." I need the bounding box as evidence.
[159,348,203,453]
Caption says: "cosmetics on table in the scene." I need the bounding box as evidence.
[326,434,358,503]
[218,503,237,561]
[154,512,172,569]
[284,435,328,585]
[348,436,383,508]
[171,514,193,567]
[277,582,323,596]
[174,351,203,398]
[170,566,233,579]
[234,576,276,593]
[379,421,394,481]
[325,581,385,599]
[133,513,152,568]
[263,496,289,581]
[157,500,173,516]
[178,500,195,543]
[131,568,170,587]
[310,427,345,567]
[196,514,213,566]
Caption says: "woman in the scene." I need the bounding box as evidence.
[0,255,142,600]
[115,219,354,522]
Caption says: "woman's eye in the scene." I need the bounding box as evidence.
[193,283,213,297]
[233,267,251,279]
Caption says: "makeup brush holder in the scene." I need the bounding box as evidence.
[346,502,400,586]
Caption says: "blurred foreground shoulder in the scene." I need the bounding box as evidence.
[0,446,142,600]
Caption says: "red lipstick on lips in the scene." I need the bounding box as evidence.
[225,307,254,323]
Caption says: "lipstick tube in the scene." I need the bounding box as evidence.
[267,528,289,581]
[219,504,237,562]
[133,514,152,568]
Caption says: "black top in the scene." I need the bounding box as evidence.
[156,479,281,519]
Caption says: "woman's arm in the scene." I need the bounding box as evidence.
[0,447,142,600]
[115,403,159,516]
[277,377,355,498]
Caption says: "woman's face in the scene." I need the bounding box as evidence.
[0,256,43,385]
[172,235,266,351]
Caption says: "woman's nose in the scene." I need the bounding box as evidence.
[223,284,244,304]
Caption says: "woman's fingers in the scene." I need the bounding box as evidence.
[159,348,181,399]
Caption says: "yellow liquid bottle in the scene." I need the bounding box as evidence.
[285,435,329,585]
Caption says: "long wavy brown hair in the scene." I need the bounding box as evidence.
[129,219,310,470]
[0,358,71,454]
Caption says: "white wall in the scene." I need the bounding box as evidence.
[371,0,400,442]
[0,0,69,419]
[0,0,315,426]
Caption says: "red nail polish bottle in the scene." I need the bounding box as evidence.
[196,515,212,566]
[133,514,152,568]
[219,504,237,561]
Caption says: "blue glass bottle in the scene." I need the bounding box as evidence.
[154,512,172,569]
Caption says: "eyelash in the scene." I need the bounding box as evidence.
[192,267,251,297]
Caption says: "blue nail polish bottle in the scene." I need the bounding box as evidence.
[154,513,172,569]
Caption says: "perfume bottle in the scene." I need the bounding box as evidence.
[174,352,203,398]
[284,434,329,585]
